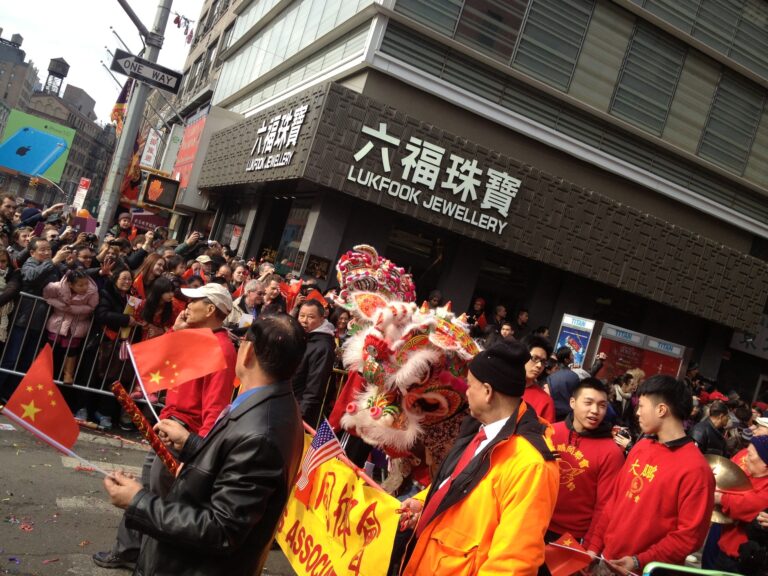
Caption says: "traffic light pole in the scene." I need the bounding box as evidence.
[97,0,173,240]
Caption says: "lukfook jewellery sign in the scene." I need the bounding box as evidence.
[346,122,520,235]
[245,103,309,172]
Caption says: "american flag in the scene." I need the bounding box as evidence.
[296,419,344,490]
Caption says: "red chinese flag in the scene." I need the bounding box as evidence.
[4,345,79,449]
[130,328,227,393]
[304,289,328,308]
[280,281,302,314]
[545,533,592,576]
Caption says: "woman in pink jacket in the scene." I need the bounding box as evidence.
[43,269,99,384]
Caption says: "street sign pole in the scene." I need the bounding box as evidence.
[97,0,173,240]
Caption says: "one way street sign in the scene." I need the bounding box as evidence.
[110,48,183,94]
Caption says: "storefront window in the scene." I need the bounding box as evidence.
[275,199,312,274]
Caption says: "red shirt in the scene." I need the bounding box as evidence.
[586,437,714,569]
[160,329,237,436]
[719,451,768,558]
[549,421,624,541]
[523,384,555,423]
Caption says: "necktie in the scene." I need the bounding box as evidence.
[415,427,487,536]
[211,404,231,431]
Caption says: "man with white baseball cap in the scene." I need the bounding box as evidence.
[753,416,768,437]
[94,283,237,570]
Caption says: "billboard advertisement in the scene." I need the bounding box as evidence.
[173,113,207,192]
[0,109,75,183]
[555,314,595,368]
[595,324,686,381]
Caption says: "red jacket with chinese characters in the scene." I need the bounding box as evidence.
[549,418,624,541]
[719,451,768,558]
[585,436,714,569]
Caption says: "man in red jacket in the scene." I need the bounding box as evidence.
[93,283,237,570]
[586,375,714,573]
[714,435,768,572]
[548,378,624,544]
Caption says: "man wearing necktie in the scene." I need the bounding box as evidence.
[399,340,561,575]
[103,315,307,576]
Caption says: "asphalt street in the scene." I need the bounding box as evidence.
[0,421,296,575]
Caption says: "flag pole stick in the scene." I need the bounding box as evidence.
[302,420,384,492]
[0,405,111,476]
[125,343,160,422]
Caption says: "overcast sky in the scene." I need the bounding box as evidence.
[3,0,203,122]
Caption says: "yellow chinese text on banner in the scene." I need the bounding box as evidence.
[275,437,400,576]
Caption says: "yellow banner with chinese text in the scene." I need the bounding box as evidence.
[275,442,400,576]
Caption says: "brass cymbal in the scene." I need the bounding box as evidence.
[711,505,735,525]
[706,454,752,492]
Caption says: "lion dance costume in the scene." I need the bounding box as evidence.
[328,245,479,492]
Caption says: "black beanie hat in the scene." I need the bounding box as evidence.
[469,340,528,396]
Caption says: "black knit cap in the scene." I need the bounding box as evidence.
[469,340,528,396]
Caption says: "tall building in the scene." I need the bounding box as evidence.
[188,0,768,391]
[0,31,39,110]
[175,0,237,118]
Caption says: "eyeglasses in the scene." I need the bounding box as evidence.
[529,355,548,365]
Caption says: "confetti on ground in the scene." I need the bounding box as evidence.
[42,558,59,565]
[0,423,15,431]
[20,522,33,532]
[78,540,91,547]
[7,557,19,564]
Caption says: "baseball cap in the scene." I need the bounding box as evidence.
[195,255,212,264]
[181,283,233,315]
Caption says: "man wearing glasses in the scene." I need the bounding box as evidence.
[226,279,266,334]
[522,335,556,423]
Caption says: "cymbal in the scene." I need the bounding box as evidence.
[706,454,751,492]
[711,506,735,525]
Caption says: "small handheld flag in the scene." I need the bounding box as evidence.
[129,328,227,393]
[296,418,344,490]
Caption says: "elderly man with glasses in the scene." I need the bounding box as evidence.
[226,279,266,335]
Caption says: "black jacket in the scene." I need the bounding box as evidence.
[126,381,303,576]
[291,321,336,428]
[94,282,131,333]
[547,366,581,421]
[690,417,726,456]
[16,257,61,326]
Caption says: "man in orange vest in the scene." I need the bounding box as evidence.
[398,340,560,575]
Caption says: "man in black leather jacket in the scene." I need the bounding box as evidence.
[104,315,307,576]
[691,400,729,456]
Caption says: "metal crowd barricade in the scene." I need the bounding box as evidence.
[0,292,140,399]
[313,367,348,429]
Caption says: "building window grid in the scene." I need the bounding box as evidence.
[379,23,768,223]
[634,0,768,81]
[395,0,594,92]
[609,23,687,136]
[511,0,595,91]
[697,71,766,174]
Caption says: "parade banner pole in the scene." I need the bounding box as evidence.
[302,420,384,492]
[0,405,111,476]
[125,343,160,422]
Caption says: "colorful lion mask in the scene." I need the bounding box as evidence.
[340,291,478,452]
